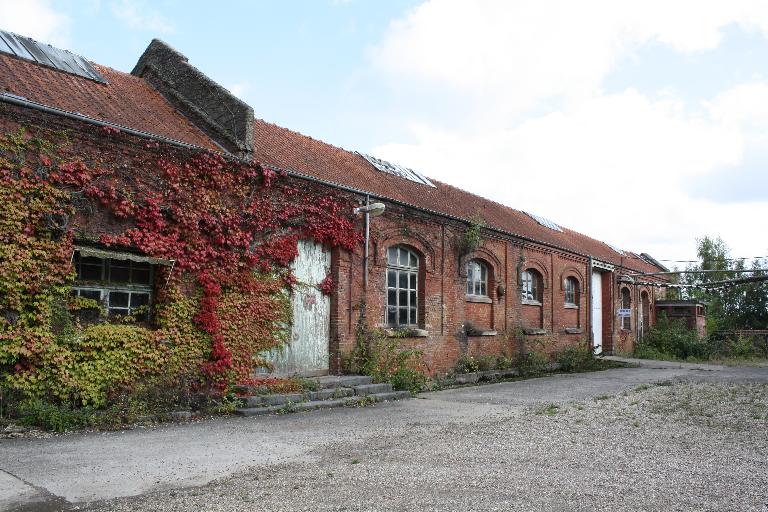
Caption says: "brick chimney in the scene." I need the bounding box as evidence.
[132,39,254,159]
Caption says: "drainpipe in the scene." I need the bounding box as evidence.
[588,256,594,349]
[363,195,370,291]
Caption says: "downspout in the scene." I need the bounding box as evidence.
[588,256,594,350]
[363,195,370,291]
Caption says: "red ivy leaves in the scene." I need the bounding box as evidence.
[25,131,363,388]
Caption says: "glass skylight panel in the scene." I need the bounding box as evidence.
[524,212,563,232]
[358,153,435,187]
[0,30,107,83]
[606,243,626,255]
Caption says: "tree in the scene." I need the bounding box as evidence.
[682,236,768,331]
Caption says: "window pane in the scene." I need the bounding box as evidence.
[387,247,398,265]
[399,290,408,307]
[81,256,102,266]
[410,308,417,325]
[108,307,129,317]
[409,290,417,307]
[409,253,418,268]
[387,307,396,326]
[80,264,102,280]
[387,270,396,288]
[130,293,149,308]
[109,266,131,283]
[480,281,486,296]
[399,248,408,266]
[79,289,102,301]
[467,279,473,295]
[409,273,416,289]
[387,289,396,307]
[109,291,129,308]
[398,308,408,325]
[399,272,408,289]
[132,269,151,285]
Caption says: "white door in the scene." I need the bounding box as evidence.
[269,240,330,376]
[591,271,603,354]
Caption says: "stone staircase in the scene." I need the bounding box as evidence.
[234,375,411,417]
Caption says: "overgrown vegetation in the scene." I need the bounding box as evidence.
[343,323,429,395]
[635,314,768,362]
[0,125,361,430]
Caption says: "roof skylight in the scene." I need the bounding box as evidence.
[0,30,106,83]
[606,243,626,256]
[524,212,563,232]
[358,153,435,187]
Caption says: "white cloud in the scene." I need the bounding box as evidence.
[226,83,250,101]
[365,0,768,261]
[0,0,70,47]
[370,0,768,118]
[111,0,175,34]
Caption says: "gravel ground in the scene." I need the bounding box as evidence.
[85,380,768,512]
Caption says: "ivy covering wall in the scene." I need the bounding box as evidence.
[0,122,361,407]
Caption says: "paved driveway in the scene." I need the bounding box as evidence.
[1,360,767,511]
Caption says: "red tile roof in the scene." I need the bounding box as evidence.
[0,49,663,274]
[0,53,218,151]
[252,119,664,274]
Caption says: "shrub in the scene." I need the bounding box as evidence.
[345,328,429,394]
[635,316,710,360]
[476,355,498,372]
[454,355,480,374]
[16,399,94,432]
[557,341,599,372]
[515,350,549,376]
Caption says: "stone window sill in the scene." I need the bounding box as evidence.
[523,328,547,336]
[466,295,492,304]
[564,328,583,334]
[384,328,429,338]
[564,303,578,309]
[467,330,498,337]
[522,300,542,306]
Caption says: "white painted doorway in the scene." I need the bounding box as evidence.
[269,240,330,376]
[591,271,603,354]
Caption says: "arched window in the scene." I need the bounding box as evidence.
[386,246,419,327]
[621,287,631,330]
[521,269,542,303]
[564,277,579,306]
[466,260,488,297]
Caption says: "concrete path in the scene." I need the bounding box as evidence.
[1,362,766,511]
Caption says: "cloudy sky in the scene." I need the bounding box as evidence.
[2,0,767,264]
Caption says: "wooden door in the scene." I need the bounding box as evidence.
[269,240,330,376]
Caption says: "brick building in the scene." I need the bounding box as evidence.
[0,32,668,375]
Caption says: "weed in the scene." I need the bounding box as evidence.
[595,394,611,401]
[544,404,559,416]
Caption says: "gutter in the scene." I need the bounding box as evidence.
[0,92,658,275]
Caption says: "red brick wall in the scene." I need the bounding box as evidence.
[1,102,669,374]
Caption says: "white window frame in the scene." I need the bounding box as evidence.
[621,287,632,330]
[73,252,153,317]
[564,277,579,307]
[386,246,419,327]
[521,269,541,304]
[466,260,489,297]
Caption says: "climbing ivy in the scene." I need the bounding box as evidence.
[0,125,361,406]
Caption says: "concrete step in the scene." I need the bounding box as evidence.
[245,393,304,408]
[234,390,412,417]
[353,383,393,396]
[314,375,373,389]
[307,388,354,401]
[369,390,412,402]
